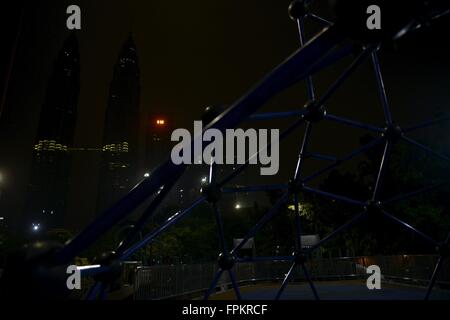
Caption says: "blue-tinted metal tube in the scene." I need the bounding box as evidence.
[294,122,313,181]
[306,152,337,162]
[79,265,109,278]
[371,52,393,125]
[301,263,320,300]
[236,256,294,263]
[249,110,307,121]
[309,211,367,253]
[204,269,224,300]
[383,180,450,205]
[213,204,228,254]
[228,270,243,300]
[425,256,444,300]
[303,137,384,184]
[222,184,288,194]
[372,141,393,201]
[403,135,450,164]
[294,193,303,251]
[275,263,296,300]
[231,192,289,254]
[303,186,365,207]
[307,13,332,26]
[297,17,316,101]
[325,114,384,133]
[85,282,103,301]
[55,25,344,265]
[382,210,439,248]
[120,197,206,261]
[116,181,176,255]
[315,47,374,108]
[219,117,306,187]
[404,114,450,133]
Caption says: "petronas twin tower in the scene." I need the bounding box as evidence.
[97,35,141,214]
[25,34,142,233]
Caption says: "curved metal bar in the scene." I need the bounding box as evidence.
[303,137,385,184]
[297,17,316,101]
[372,141,393,201]
[213,204,228,254]
[292,43,356,84]
[307,13,333,26]
[303,186,366,207]
[85,282,103,301]
[219,117,306,188]
[381,210,439,248]
[222,184,288,194]
[204,269,224,300]
[275,263,297,300]
[228,270,243,300]
[294,122,313,181]
[294,193,303,251]
[79,265,109,278]
[306,152,337,162]
[325,114,384,133]
[231,192,290,255]
[54,25,344,265]
[236,256,295,263]
[404,114,450,133]
[371,51,393,125]
[383,180,450,206]
[116,181,176,256]
[402,135,450,165]
[301,263,320,300]
[315,46,375,109]
[308,211,368,253]
[120,197,206,261]
[249,110,308,121]
[424,256,445,300]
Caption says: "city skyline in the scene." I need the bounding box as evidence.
[24,33,80,234]
[0,1,449,233]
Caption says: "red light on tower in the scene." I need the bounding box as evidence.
[156,119,166,126]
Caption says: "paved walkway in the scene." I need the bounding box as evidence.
[210,280,450,300]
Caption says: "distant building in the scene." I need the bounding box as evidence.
[97,35,141,213]
[145,114,172,174]
[24,34,80,233]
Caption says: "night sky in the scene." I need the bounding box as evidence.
[0,1,449,230]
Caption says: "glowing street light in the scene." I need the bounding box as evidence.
[32,223,41,233]
[235,203,242,210]
[144,172,150,178]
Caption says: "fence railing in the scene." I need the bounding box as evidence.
[133,255,450,300]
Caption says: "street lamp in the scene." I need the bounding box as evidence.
[31,223,41,233]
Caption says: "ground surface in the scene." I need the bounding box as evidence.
[210,280,450,300]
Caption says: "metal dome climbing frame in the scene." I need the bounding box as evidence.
[49,0,450,300]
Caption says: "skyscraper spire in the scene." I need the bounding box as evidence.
[97,35,141,213]
[24,33,81,233]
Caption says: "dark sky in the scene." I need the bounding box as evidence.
[1,1,449,230]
